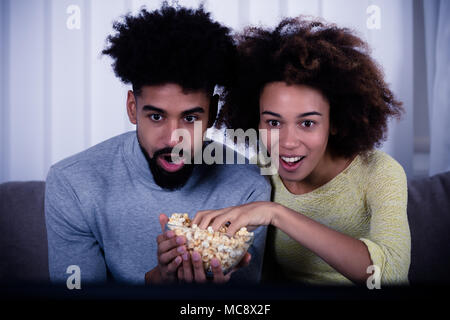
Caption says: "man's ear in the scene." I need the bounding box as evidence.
[208,94,219,128]
[127,90,137,125]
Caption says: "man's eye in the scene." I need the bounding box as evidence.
[184,115,198,123]
[301,120,315,128]
[267,120,280,127]
[150,114,162,121]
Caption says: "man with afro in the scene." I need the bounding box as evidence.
[44,3,270,286]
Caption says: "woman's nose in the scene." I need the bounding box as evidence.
[280,127,301,150]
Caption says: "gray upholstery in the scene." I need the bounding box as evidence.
[407,171,450,285]
[0,181,49,284]
[0,171,449,285]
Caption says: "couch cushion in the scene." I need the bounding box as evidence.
[407,171,450,285]
[0,181,49,284]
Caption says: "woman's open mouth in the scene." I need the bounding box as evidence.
[157,154,185,172]
[279,155,306,172]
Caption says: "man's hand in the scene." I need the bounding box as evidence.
[177,251,252,284]
[145,213,187,284]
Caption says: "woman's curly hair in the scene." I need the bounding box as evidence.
[216,17,404,158]
[102,3,236,95]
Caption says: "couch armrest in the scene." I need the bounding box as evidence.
[0,181,49,284]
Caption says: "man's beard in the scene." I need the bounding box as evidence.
[137,138,195,191]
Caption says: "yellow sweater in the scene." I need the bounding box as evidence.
[267,150,411,285]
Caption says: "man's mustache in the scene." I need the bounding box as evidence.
[152,147,190,160]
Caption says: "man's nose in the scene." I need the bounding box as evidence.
[162,120,183,147]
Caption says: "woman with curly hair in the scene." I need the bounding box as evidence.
[193,17,411,286]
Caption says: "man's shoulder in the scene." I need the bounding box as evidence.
[49,131,134,183]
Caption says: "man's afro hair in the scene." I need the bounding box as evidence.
[102,3,237,94]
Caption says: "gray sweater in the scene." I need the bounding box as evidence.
[45,131,271,285]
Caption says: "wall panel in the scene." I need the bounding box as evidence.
[9,0,46,180]
[1,0,9,181]
[49,0,87,165]
[90,0,133,147]
[369,0,414,174]
[286,0,321,18]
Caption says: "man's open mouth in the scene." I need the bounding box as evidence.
[157,154,185,172]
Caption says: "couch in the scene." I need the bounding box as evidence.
[1,172,450,286]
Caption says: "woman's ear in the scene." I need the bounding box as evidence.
[127,90,137,125]
[208,94,219,128]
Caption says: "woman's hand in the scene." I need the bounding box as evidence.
[192,201,279,236]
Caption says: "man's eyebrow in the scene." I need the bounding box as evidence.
[181,107,205,116]
[261,110,323,117]
[142,105,165,114]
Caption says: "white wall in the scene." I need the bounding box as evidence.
[0,0,419,182]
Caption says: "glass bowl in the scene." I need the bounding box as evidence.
[166,222,254,276]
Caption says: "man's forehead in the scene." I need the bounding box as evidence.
[135,85,209,113]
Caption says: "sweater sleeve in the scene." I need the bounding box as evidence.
[229,176,271,284]
[359,156,411,285]
[45,166,107,286]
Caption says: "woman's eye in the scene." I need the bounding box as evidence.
[301,120,315,128]
[150,114,162,121]
[184,115,197,123]
[267,120,280,127]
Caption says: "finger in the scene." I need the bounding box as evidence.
[191,251,207,283]
[225,216,249,237]
[193,210,215,229]
[158,235,185,255]
[159,244,186,265]
[210,258,225,284]
[208,211,246,236]
[177,265,184,282]
[192,210,207,226]
[182,252,193,283]
[236,252,251,268]
[157,230,175,245]
[159,213,169,233]
[198,208,232,230]
[209,208,239,232]
[166,255,183,274]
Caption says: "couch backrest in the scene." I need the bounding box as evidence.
[407,171,450,285]
[0,181,49,284]
[1,171,450,285]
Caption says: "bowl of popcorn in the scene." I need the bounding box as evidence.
[166,213,254,276]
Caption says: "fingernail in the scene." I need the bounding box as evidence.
[211,259,220,268]
[176,236,184,245]
[175,256,182,264]
[167,231,174,238]
[192,252,200,262]
[177,246,185,253]
[182,253,189,261]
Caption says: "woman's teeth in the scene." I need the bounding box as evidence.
[281,156,305,163]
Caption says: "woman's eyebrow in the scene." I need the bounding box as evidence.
[261,111,281,117]
[297,111,322,118]
[261,111,322,117]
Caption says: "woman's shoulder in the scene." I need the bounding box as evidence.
[358,149,406,183]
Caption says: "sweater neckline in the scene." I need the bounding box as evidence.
[273,154,361,197]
